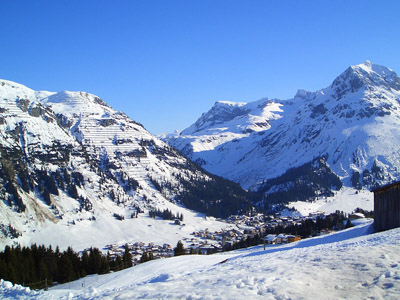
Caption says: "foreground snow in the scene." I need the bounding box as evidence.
[2,220,400,299]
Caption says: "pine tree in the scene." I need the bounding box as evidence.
[67,184,78,199]
[114,256,123,271]
[82,251,90,274]
[345,219,354,229]
[122,244,133,268]
[88,247,103,274]
[148,252,154,261]
[174,241,185,256]
[42,188,51,205]
[58,254,75,283]
[140,252,149,263]
[100,255,110,274]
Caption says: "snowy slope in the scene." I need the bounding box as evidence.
[165,61,400,194]
[2,221,400,299]
[0,79,251,250]
[289,187,373,215]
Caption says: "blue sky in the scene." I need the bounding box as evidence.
[1,1,400,134]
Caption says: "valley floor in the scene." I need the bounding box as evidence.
[1,220,400,299]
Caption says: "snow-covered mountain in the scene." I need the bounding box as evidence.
[0,80,253,249]
[165,61,400,204]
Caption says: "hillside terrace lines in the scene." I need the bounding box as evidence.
[44,92,108,116]
[43,93,167,185]
[76,118,155,183]
[78,118,143,150]
[0,98,33,119]
[77,123,179,193]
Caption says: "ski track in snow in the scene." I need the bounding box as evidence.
[2,221,400,300]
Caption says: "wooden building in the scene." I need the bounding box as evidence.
[287,235,301,243]
[372,182,400,231]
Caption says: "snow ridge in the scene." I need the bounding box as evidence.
[165,61,400,191]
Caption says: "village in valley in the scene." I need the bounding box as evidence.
[101,209,366,265]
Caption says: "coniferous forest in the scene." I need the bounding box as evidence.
[0,244,132,289]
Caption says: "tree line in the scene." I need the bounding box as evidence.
[0,244,132,289]
[258,156,343,209]
[148,208,183,221]
[263,210,353,238]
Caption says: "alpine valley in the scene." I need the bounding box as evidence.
[0,80,254,250]
[165,61,400,209]
[1,60,399,251]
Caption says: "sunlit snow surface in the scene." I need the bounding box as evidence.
[0,79,232,251]
[2,221,400,300]
[166,61,400,190]
[290,187,374,215]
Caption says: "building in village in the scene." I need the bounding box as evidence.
[263,234,278,245]
[372,181,400,231]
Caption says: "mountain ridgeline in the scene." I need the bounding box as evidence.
[0,80,255,243]
[2,61,399,245]
[165,61,400,205]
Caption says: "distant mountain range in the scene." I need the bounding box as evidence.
[164,61,400,206]
[0,80,253,247]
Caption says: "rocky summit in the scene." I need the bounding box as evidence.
[164,61,400,205]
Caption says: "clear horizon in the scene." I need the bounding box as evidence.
[1,0,400,134]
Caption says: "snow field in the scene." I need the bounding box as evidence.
[2,221,400,300]
[10,205,232,252]
[290,187,374,215]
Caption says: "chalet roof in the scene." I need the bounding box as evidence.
[350,212,365,219]
[371,181,400,193]
[262,235,277,241]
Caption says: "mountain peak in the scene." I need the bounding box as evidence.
[331,61,400,98]
[353,60,396,78]
[294,89,313,100]
[360,60,373,68]
[166,61,400,193]
[181,100,250,135]
[214,100,246,107]
[41,90,112,118]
